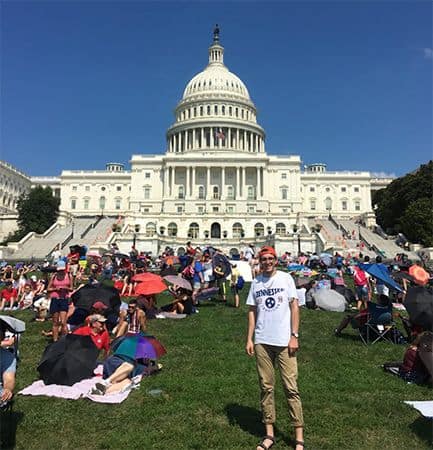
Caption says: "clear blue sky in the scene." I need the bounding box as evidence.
[1,1,432,177]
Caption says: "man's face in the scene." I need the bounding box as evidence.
[259,254,277,275]
[128,303,137,312]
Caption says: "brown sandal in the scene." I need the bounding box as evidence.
[257,435,275,450]
[294,440,305,449]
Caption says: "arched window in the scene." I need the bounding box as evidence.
[232,222,243,238]
[167,222,178,237]
[222,105,225,115]
[145,222,156,237]
[325,198,332,211]
[213,186,219,200]
[254,223,264,237]
[227,185,234,199]
[188,222,199,239]
[207,105,210,115]
[276,223,286,236]
[198,185,205,199]
[281,188,288,200]
[99,196,106,210]
[214,105,218,115]
[178,186,184,199]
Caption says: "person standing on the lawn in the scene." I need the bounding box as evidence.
[246,245,305,450]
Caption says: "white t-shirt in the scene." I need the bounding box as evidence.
[246,270,298,346]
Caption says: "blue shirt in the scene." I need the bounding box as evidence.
[193,261,203,283]
[0,348,16,386]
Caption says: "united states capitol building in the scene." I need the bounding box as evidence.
[0,27,395,258]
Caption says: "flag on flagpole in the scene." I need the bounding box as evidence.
[215,128,225,141]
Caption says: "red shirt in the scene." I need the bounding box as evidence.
[1,288,18,302]
[73,326,110,352]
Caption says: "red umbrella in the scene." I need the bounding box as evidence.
[134,279,167,296]
[409,265,430,286]
[163,255,179,265]
[132,272,163,283]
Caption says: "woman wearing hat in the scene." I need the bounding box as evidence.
[47,261,73,342]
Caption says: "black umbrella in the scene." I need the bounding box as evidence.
[405,286,433,330]
[212,253,232,277]
[37,334,99,386]
[71,284,121,314]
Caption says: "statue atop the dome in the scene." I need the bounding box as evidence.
[213,24,220,42]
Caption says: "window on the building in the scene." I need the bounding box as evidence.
[281,188,288,200]
[198,186,205,200]
[144,187,151,199]
[254,223,264,236]
[341,187,347,192]
[83,198,89,210]
[72,186,77,191]
[227,205,234,213]
[101,186,106,191]
[276,223,286,236]
[342,200,348,210]
[227,185,234,199]
[99,196,106,210]
[214,105,218,115]
[178,186,184,199]
[145,173,150,179]
[309,186,315,192]
[247,186,255,200]
[71,198,76,210]
[354,200,361,211]
[145,223,156,237]
[281,173,287,179]
[177,205,184,213]
[232,222,242,238]
[115,198,121,210]
[198,206,204,214]
[354,187,359,192]
[188,222,199,238]
[212,206,219,213]
[310,199,316,210]
[117,186,122,191]
[213,186,219,200]
[325,198,332,211]
[168,222,178,237]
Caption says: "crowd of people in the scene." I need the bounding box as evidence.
[0,241,432,449]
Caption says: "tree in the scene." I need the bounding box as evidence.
[374,161,433,246]
[16,186,60,235]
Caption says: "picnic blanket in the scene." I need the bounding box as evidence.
[404,401,433,418]
[19,366,142,403]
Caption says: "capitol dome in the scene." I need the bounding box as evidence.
[166,26,265,155]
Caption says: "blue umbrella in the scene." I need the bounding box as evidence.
[359,263,403,292]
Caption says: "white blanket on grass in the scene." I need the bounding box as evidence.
[19,367,142,403]
[404,401,433,418]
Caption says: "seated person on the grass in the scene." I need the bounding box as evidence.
[334,294,392,336]
[115,299,146,338]
[0,282,18,311]
[0,327,16,407]
[73,314,110,358]
[137,295,159,319]
[161,285,193,315]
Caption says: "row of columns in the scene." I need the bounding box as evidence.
[162,166,264,200]
[167,127,264,153]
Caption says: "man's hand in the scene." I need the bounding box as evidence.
[245,339,255,356]
[288,336,299,356]
[0,388,13,402]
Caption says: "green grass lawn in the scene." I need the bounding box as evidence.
[1,287,432,450]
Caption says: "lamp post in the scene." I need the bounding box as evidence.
[71,220,75,239]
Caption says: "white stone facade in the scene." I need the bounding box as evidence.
[0,161,32,213]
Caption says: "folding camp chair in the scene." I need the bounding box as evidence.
[359,302,397,345]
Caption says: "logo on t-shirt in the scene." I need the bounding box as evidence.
[265,297,276,309]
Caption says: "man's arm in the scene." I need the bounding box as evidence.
[245,306,256,356]
[139,310,147,332]
[288,298,300,355]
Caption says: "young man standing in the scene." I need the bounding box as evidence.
[246,246,305,450]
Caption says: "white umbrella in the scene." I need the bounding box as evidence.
[0,315,26,333]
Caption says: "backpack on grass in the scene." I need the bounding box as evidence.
[236,276,245,290]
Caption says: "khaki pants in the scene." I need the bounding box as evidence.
[255,343,304,427]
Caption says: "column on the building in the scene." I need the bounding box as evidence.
[236,129,239,150]
[184,130,187,151]
[221,166,225,200]
[186,167,190,198]
[163,165,169,197]
[242,167,246,198]
[236,167,240,199]
[192,166,196,198]
[206,166,211,200]
[200,128,204,149]
[210,127,214,148]
[228,128,232,149]
[256,167,261,199]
